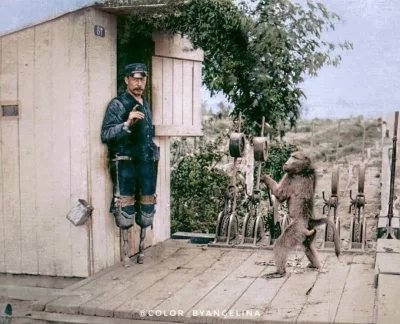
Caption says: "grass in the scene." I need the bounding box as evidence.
[286,117,381,163]
[199,114,382,164]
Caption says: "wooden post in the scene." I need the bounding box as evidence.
[311,119,314,149]
[362,119,366,162]
[335,120,341,164]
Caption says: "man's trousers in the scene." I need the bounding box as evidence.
[109,158,157,230]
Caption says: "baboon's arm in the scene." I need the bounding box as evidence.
[263,174,288,202]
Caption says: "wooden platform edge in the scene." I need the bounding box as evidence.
[31,311,177,324]
[31,242,172,311]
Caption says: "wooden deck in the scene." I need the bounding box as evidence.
[31,239,379,324]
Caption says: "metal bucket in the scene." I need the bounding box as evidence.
[66,199,94,226]
[0,303,12,324]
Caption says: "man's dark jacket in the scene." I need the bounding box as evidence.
[101,91,159,161]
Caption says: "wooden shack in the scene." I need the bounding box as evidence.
[0,1,203,278]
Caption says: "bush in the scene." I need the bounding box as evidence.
[261,141,298,182]
[170,135,231,234]
[169,134,297,234]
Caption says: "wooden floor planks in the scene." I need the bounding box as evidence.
[114,248,225,319]
[334,262,376,324]
[224,251,285,323]
[41,241,378,324]
[185,251,268,323]
[83,246,203,317]
[45,244,184,314]
[296,254,354,324]
[259,253,330,323]
[377,274,400,324]
[148,249,253,323]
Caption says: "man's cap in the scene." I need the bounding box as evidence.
[125,63,148,78]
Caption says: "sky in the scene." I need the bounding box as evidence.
[203,0,400,120]
[1,0,399,120]
[0,0,97,36]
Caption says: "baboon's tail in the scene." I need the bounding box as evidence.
[309,218,341,257]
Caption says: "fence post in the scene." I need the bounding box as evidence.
[335,120,341,164]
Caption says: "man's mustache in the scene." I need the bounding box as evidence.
[134,88,143,90]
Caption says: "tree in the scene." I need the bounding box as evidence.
[217,101,232,118]
[117,0,352,134]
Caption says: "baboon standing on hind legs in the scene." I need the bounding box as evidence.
[262,151,341,277]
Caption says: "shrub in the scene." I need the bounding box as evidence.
[170,135,231,234]
[169,134,297,234]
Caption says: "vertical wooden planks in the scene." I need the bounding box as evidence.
[86,8,107,273]
[150,34,204,244]
[192,61,202,127]
[101,10,118,269]
[182,61,193,126]
[51,14,72,277]
[151,55,167,245]
[1,34,21,273]
[34,23,55,275]
[151,137,162,246]
[1,34,21,274]
[0,38,3,273]
[172,59,183,125]
[163,136,171,241]
[108,14,121,264]
[85,8,118,273]
[152,137,168,244]
[162,58,173,125]
[126,223,137,258]
[69,9,90,278]
[151,56,163,125]
[17,28,38,274]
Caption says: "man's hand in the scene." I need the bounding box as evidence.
[126,105,144,126]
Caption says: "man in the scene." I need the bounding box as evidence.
[101,63,159,264]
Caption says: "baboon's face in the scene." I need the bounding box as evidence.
[283,152,312,174]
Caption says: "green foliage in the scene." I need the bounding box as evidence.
[170,135,231,233]
[169,130,297,234]
[261,141,298,182]
[117,0,352,133]
[114,0,352,234]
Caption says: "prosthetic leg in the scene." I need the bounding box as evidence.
[136,158,159,264]
[112,156,136,267]
[136,195,156,264]
[111,154,159,265]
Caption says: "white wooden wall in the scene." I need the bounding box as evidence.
[150,32,204,243]
[152,32,203,137]
[0,10,204,278]
[0,8,121,278]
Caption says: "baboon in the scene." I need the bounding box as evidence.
[262,151,340,276]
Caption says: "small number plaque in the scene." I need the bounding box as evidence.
[2,105,18,117]
[94,25,105,37]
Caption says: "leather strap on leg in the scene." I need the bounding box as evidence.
[114,195,135,208]
[113,195,136,229]
[140,195,156,205]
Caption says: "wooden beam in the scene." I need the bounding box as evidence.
[153,32,204,62]
[154,125,203,137]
